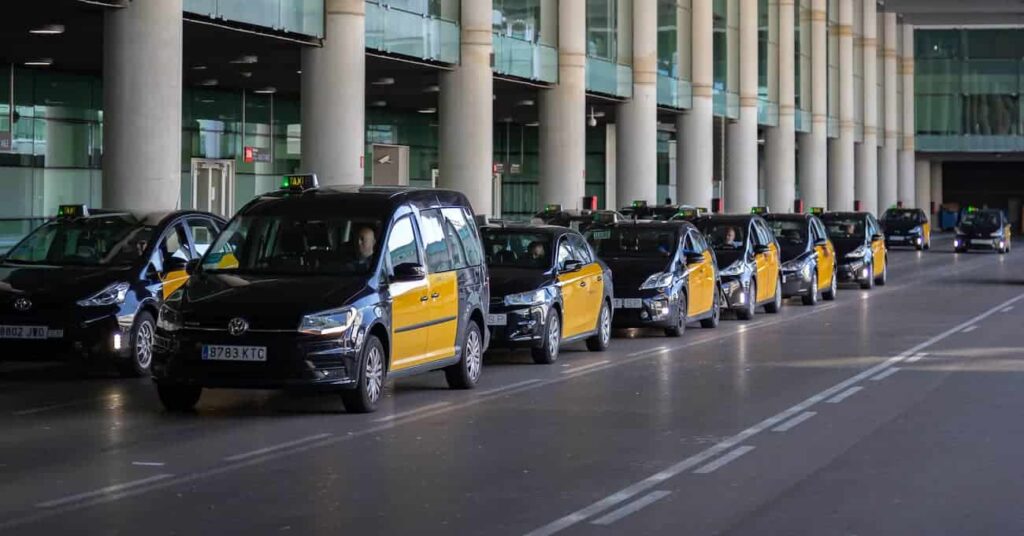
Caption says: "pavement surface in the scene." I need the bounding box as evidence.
[1,234,1022,535]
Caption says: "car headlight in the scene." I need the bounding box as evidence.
[720,262,745,277]
[299,307,360,336]
[640,272,674,290]
[782,258,813,279]
[157,304,183,333]
[77,282,130,307]
[845,246,869,259]
[910,226,922,235]
[504,289,547,307]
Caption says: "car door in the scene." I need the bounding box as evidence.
[683,231,712,317]
[555,238,588,338]
[417,209,460,363]
[918,210,931,246]
[569,234,604,332]
[811,218,835,290]
[868,216,886,276]
[750,221,775,302]
[152,223,194,299]
[386,215,430,371]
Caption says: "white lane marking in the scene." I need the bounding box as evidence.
[827,386,863,404]
[561,360,610,375]
[524,292,1024,536]
[1002,306,1014,313]
[372,402,453,423]
[222,433,333,462]
[590,491,672,526]
[907,352,927,363]
[961,325,978,333]
[771,411,817,433]
[627,346,668,358]
[694,446,756,474]
[872,367,901,381]
[477,379,543,397]
[130,462,165,467]
[35,474,175,509]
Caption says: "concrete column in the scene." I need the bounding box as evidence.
[678,0,714,208]
[616,0,657,206]
[855,0,879,215]
[726,0,759,213]
[766,0,796,213]
[301,0,365,187]
[102,0,182,211]
[915,158,930,216]
[540,0,586,210]
[828,0,855,211]
[930,162,943,221]
[879,12,898,212]
[798,0,828,210]
[440,0,494,215]
[898,24,916,207]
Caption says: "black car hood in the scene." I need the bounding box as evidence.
[0,263,136,305]
[489,267,553,298]
[603,258,671,289]
[882,220,920,233]
[958,223,1000,235]
[713,249,746,270]
[179,272,369,329]
[831,238,865,259]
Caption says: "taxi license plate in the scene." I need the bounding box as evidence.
[487,314,507,326]
[891,236,906,241]
[201,345,267,362]
[0,325,48,340]
[614,298,643,309]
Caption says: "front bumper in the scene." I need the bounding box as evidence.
[0,307,131,362]
[954,236,1004,251]
[837,260,870,283]
[611,293,679,329]
[886,234,925,248]
[721,278,750,309]
[151,328,361,391]
[487,302,550,347]
[781,270,813,297]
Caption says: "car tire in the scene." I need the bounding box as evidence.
[737,281,756,321]
[664,295,687,338]
[802,272,819,306]
[764,278,783,314]
[860,262,875,289]
[532,309,561,364]
[700,286,722,329]
[586,301,612,352]
[875,262,888,286]
[119,311,156,378]
[822,269,837,301]
[157,384,202,412]
[340,334,386,413]
[445,321,483,389]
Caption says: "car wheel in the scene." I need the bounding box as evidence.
[823,269,837,301]
[860,262,875,289]
[341,334,386,413]
[764,277,783,313]
[119,311,155,378]
[802,272,819,306]
[532,309,561,364]
[445,321,483,389]
[157,384,202,412]
[875,262,888,286]
[664,295,687,338]
[586,301,612,352]
[737,281,756,321]
[700,286,722,329]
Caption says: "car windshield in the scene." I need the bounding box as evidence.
[586,227,678,258]
[882,210,918,222]
[961,211,1000,228]
[823,218,865,239]
[481,230,552,269]
[700,222,748,251]
[767,220,808,246]
[201,213,383,275]
[5,216,153,267]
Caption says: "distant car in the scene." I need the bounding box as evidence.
[0,204,225,376]
[820,212,888,289]
[619,201,684,221]
[532,207,625,234]
[692,214,784,320]
[880,208,931,250]
[954,208,1012,254]
[481,224,613,364]
[763,213,838,305]
[586,220,721,337]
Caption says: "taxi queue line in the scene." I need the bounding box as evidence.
[0,175,957,415]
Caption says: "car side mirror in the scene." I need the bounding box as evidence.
[561,260,584,273]
[684,252,705,265]
[185,259,200,275]
[392,262,427,282]
[753,244,771,255]
[814,238,829,247]
[872,234,884,242]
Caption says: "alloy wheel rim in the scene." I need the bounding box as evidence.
[600,306,611,345]
[549,316,561,356]
[135,321,154,369]
[812,273,818,301]
[365,346,384,403]
[466,329,482,381]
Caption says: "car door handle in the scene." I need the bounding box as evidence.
[579,281,587,287]
[431,292,441,299]
[596,276,603,282]
[420,296,430,302]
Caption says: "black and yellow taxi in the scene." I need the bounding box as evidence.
[151,176,489,414]
[692,210,783,320]
[0,204,225,376]
[954,207,1013,254]
[820,211,888,289]
[880,207,931,250]
[481,224,613,364]
[532,205,625,234]
[585,221,720,337]
[763,210,838,306]
[619,200,682,221]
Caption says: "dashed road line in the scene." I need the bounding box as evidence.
[771,411,817,433]
[223,433,333,462]
[35,474,175,509]
[906,352,927,363]
[961,325,978,333]
[693,446,756,475]
[561,360,610,375]
[827,386,864,404]
[590,491,672,526]
[872,368,901,381]
[1002,306,1014,313]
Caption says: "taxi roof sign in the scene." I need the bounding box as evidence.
[544,204,562,212]
[809,206,825,216]
[676,208,700,219]
[751,206,769,215]
[632,200,648,209]
[281,173,319,192]
[57,204,89,218]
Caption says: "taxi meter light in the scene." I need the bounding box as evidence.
[631,200,648,209]
[544,204,562,212]
[57,204,89,218]
[751,206,769,215]
[810,207,825,216]
[281,174,319,191]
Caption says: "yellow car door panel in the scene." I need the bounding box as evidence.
[581,263,605,332]
[424,271,459,363]
[687,252,715,317]
[557,269,588,338]
[389,279,431,371]
[161,270,190,299]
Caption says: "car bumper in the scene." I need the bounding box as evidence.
[886,234,925,248]
[0,309,131,362]
[781,271,812,297]
[486,303,549,347]
[837,260,870,283]
[954,236,1004,250]
[720,278,751,309]
[611,294,679,329]
[151,329,362,391]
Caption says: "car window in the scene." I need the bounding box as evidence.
[440,214,468,271]
[443,208,483,267]
[187,218,219,257]
[556,239,575,269]
[417,209,453,273]
[151,224,191,273]
[569,235,593,264]
[387,216,420,271]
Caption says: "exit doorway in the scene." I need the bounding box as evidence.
[190,159,235,218]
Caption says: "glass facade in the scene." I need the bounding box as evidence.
[586,0,634,97]
[852,0,863,141]
[183,0,324,38]
[713,0,739,118]
[795,0,811,133]
[657,0,693,110]
[493,0,559,82]
[757,0,778,126]
[826,0,837,138]
[365,0,461,64]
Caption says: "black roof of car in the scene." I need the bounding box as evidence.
[597,220,697,232]
[250,186,473,216]
[762,213,814,222]
[819,212,869,220]
[482,224,576,237]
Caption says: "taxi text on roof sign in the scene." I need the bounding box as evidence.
[57,204,89,218]
[281,174,319,191]
[545,204,562,212]
[632,200,648,209]
[751,206,769,215]
[810,207,825,216]
[677,208,699,218]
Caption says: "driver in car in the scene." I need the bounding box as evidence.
[722,226,743,248]
[348,225,377,272]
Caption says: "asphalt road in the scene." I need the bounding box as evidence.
[1,234,1022,535]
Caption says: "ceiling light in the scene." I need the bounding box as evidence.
[423,85,440,93]
[418,107,437,114]
[230,55,259,64]
[191,65,207,71]
[296,70,302,75]
[200,98,216,104]
[200,79,219,86]
[30,24,65,35]
[371,100,388,107]
[372,77,395,86]
[526,121,540,127]
[24,58,53,67]
[516,99,535,107]
[239,72,253,78]
[253,87,277,94]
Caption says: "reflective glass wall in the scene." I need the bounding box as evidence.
[365,0,461,64]
[184,0,324,38]
[795,0,811,132]
[758,0,778,126]
[657,0,693,110]
[713,0,739,118]
[493,0,558,82]
[587,0,634,97]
